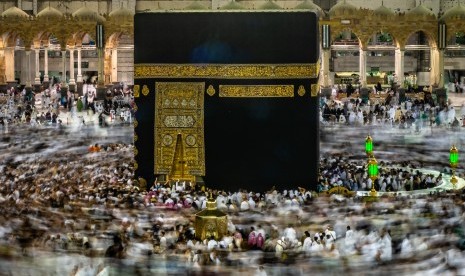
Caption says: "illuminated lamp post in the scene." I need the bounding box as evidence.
[365,135,373,157]
[368,155,378,196]
[450,145,459,189]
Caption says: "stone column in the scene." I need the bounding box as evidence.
[76,47,83,95]
[97,47,104,87]
[60,49,68,102]
[0,49,6,84]
[96,23,106,100]
[395,48,405,86]
[24,49,34,103]
[69,48,75,85]
[34,48,41,85]
[97,47,105,99]
[61,49,67,85]
[359,47,367,87]
[430,47,439,87]
[111,48,118,83]
[43,46,49,83]
[438,49,444,88]
[322,49,330,87]
[25,50,31,88]
[4,47,15,83]
[76,47,82,83]
[104,48,111,85]
[68,48,76,92]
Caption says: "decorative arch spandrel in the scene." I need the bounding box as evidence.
[445,21,465,43]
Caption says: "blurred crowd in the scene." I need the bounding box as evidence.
[318,155,446,193]
[1,85,465,275]
[320,87,465,130]
[0,132,465,275]
[0,83,134,131]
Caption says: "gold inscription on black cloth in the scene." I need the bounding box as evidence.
[219,85,294,98]
[134,85,140,98]
[297,85,306,96]
[134,64,318,79]
[155,82,205,176]
[311,84,320,97]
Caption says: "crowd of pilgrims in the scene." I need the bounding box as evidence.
[0,86,465,274]
[318,156,446,193]
[0,141,464,274]
[0,83,134,129]
[320,85,464,129]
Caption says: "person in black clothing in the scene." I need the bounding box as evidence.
[376,82,382,93]
[105,234,125,259]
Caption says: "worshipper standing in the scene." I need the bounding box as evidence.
[377,228,392,262]
[283,224,297,246]
[207,236,218,251]
[248,227,257,249]
[240,196,250,211]
[208,249,221,266]
[159,231,167,252]
[219,233,233,250]
[275,237,287,259]
[344,225,356,256]
[400,233,413,258]
[325,226,337,241]
[233,230,243,250]
[302,231,312,254]
[77,97,84,112]
[309,234,324,255]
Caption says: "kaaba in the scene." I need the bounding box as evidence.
[134,11,320,192]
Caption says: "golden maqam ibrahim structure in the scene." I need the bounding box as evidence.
[1,0,465,93]
[194,193,228,241]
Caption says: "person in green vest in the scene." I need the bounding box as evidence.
[77,97,84,112]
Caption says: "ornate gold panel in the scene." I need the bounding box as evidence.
[155,82,205,176]
[134,64,319,79]
[142,85,150,96]
[219,85,294,97]
[311,84,320,97]
[297,85,306,96]
[195,216,228,241]
[134,85,140,98]
[206,85,216,96]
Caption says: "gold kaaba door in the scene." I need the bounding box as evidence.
[154,82,205,182]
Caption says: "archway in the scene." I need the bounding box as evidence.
[403,31,432,89]
[331,30,361,87]
[366,31,396,87]
[445,32,465,87]
[72,32,98,86]
[10,35,29,86]
[108,33,133,85]
[38,33,65,85]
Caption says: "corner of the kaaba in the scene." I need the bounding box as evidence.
[134,10,320,192]
[133,79,156,190]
